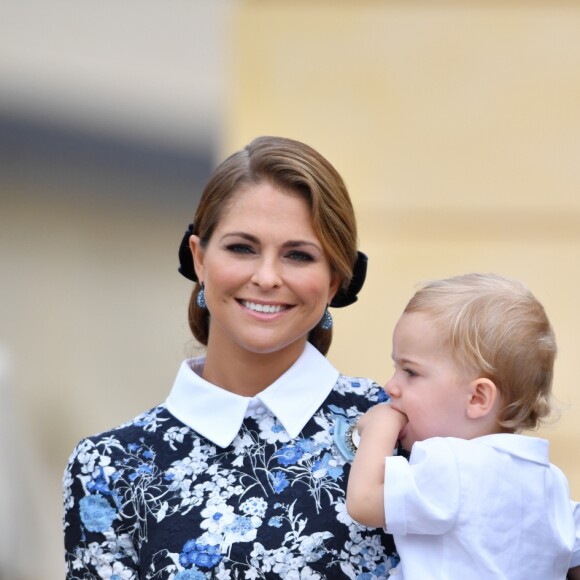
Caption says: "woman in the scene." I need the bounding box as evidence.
[63,136,400,578]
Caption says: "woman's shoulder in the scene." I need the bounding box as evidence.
[334,373,389,406]
[67,404,176,460]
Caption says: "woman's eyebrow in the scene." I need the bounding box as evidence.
[283,240,322,251]
[220,232,258,243]
[221,232,322,251]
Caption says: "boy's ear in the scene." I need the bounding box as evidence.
[466,378,499,420]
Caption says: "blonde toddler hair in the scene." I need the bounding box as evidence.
[404,273,556,432]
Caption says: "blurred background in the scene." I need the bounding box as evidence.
[1,1,579,577]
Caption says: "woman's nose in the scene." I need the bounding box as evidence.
[251,257,282,288]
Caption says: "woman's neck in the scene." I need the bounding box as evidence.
[201,339,308,396]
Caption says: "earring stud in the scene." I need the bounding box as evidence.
[320,307,333,330]
[196,284,207,309]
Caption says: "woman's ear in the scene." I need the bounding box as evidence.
[466,378,499,420]
[189,235,205,283]
[327,273,341,304]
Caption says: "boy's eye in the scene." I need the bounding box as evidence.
[403,368,417,378]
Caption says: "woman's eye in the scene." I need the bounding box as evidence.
[286,250,314,263]
[226,244,255,255]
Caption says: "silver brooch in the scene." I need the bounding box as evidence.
[344,423,360,454]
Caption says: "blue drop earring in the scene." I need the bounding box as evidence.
[320,307,333,330]
[196,283,207,309]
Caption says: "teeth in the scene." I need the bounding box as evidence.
[242,301,285,314]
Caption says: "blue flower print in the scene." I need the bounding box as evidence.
[312,452,343,480]
[64,375,400,579]
[269,470,289,493]
[295,437,317,454]
[240,497,267,518]
[138,464,153,475]
[79,494,117,532]
[274,444,304,466]
[355,554,400,579]
[128,410,166,433]
[179,539,222,569]
[376,389,389,403]
[175,570,206,580]
[86,466,111,495]
[128,463,153,481]
[224,514,258,541]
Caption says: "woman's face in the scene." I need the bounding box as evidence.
[190,181,340,361]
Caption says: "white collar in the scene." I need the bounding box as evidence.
[165,343,339,448]
[475,433,549,466]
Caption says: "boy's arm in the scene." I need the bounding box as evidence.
[346,403,408,528]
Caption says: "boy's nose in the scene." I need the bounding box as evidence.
[385,378,400,398]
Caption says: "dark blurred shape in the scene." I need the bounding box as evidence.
[0,110,214,212]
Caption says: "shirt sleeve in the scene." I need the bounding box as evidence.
[383,437,461,536]
[571,500,580,568]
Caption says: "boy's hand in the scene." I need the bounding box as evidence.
[356,403,408,442]
[346,403,408,528]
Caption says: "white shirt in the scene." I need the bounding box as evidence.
[384,434,580,579]
[165,342,339,447]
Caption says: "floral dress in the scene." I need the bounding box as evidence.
[63,358,400,579]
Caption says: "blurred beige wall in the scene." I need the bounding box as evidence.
[228,2,580,496]
[0,3,226,579]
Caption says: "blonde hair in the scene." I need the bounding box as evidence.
[404,273,556,432]
[188,135,359,355]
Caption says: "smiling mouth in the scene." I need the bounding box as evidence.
[239,300,289,314]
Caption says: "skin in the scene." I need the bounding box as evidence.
[347,311,500,528]
[346,403,407,528]
[347,311,580,574]
[385,311,500,449]
[189,180,340,396]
